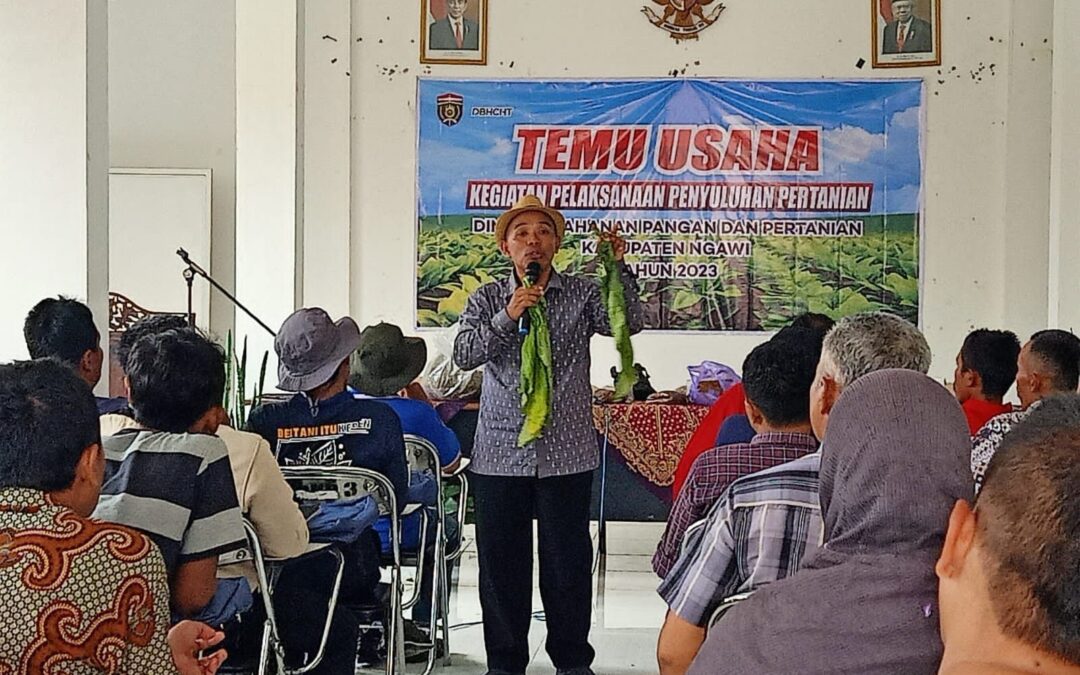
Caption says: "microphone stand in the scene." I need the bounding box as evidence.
[176,248,276,337]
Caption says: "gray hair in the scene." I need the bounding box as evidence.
[821,312,931,387]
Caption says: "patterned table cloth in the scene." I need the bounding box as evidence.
[591,403,710,488]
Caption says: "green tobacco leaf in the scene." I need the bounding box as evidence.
[884,273,919,305]
[417,309,445,327]
[836,290,877,315]
[460,274,483,294]
[671,289,702,312]
[437,287,472,322]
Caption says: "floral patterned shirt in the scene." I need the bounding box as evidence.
[0,488,175,673]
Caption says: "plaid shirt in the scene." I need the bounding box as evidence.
[658,454,823,626]
[971,401,1036,490]
[652,431,818,578]
[453,266,643,478]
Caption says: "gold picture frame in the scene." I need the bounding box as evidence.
[871,0,942,69]
[420,0,488,66]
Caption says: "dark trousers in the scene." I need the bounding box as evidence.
[472,471,595,674]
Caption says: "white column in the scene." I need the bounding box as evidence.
[1000,0,1054,339]
[300,0,352,316]
[235,0,299,391]
[1049,0,1080,331]
[0,0,109,381]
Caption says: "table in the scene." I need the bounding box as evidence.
[590,402,711,523]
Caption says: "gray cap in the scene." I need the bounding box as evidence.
[275,308,362,392]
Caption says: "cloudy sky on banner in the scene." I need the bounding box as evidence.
[417,79,923,218]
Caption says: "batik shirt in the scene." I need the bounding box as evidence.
[0,488,175,673]
[971,401,1039,490]
[453,266,644,478]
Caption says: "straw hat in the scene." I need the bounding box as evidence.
[494,194,567,242]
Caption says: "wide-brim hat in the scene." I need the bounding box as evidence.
[275,308,362,392]
[349,322,428,397]
[494,194,567,243]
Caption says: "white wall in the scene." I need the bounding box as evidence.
[235,0,298,388]
[109,0,236,338]
[1049,0,1080,332]
[351,0,1059,389]
[0,1,109,368]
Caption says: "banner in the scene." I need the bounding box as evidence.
[417,79,924,331]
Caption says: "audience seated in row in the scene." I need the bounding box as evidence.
[101,314,310,585]
[970,329,1080,488]
[952,329,1020,435]
[670,312,835,497]
[0,359,227,673]
[656,311,933,674]
[91,327,248,622]
[348,320,463,633]
[689,369,973,674]
[651,323,827,578]
[23,296,126,414]
[938,395,1080,675]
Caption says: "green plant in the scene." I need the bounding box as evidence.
[223,331,269,428]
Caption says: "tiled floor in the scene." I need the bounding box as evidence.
[363,521,666,674]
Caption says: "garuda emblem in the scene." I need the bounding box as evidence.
[642,0,726,42]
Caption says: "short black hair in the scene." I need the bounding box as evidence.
[0,360,100,491]
[117,314,190,375]
[1029,330,1080,392]
[127,328,226,433]
[978,394,1080,664]
[961,329,1021,398]
[742,327,823,426]
[23,297,100,366]
[787,312,836,335]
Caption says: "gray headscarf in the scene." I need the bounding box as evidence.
[688,369,973,675]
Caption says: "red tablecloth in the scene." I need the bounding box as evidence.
[591,403,710,487]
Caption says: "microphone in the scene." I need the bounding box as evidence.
[518,262,542,335]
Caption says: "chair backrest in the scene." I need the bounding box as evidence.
[280,465,398,518]
[403,434,441,474]
[707,591,754,632]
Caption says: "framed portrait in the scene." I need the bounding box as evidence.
[420,0,488,66]
[872,0,942,68]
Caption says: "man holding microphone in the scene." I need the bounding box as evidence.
[454,195,644,675]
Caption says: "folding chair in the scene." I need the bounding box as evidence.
[280,465,406,675]
[707,591,754,632]
[241,519,346,675]
[400,435,447,674]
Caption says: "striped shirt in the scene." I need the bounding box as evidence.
[652,431,818,578]
[94,428,245,575]
[658,454,823,626]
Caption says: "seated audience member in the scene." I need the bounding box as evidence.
[971,329,1080,487]
[671,313,834,497]
[652,327,822,578]
[952,328,1020,434]
[106,319,354,674]
[23,296,126,414]
[93,328,246,621]
[101,316,310,579]
[246,309,408,604]
[0,359,228,673]
[687,369,973,675]
[350,322,461,628]
[656,310,934,673]
[938,395,1080,675]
